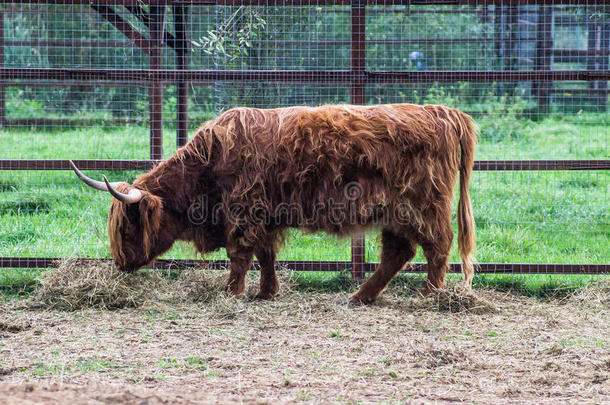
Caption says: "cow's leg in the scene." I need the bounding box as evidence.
[420,219,453,295]
[349,229,417,305]
[254,246,279,300]
[225,247,254,297]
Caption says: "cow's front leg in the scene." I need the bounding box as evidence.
[254,247,279,300]
[225,246,254,297]
[350,229,416,304]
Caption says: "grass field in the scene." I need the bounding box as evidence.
[0,112,608,296]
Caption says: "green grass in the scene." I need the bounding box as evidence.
[24,358,127,376]
[0,112,608,297]
[0,268,41,298]
[476,112,610,159]
[395,272,608,299]
[291,270,357,293]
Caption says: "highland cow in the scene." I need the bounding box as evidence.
[71,103,477,303]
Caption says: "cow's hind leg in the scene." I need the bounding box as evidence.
[419,220,453,296]
[349,229,416,305]
[225,246,254,297]
[254,246,279,300]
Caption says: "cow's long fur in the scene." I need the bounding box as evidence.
[108,104,477,300]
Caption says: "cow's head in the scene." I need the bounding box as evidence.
[70,161,175,271]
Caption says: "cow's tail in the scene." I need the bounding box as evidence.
[454,109,478,287]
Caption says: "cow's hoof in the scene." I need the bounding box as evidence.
[254,292,276,301]
[420,286,442,297]
[348,294,375,306]
[222,291,245,299]
[223,287,245,299]
[224,284,246,297]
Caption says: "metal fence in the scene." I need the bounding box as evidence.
[0,0,608,278]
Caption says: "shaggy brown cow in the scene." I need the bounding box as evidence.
[71,103,477,303]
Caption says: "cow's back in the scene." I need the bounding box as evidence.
[191,104,463,236]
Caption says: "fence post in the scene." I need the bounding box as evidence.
[149,6,165,160]
[533,5,553,116]
[0,11,5,128]
[174,4,189,148]
[350,0,366,280]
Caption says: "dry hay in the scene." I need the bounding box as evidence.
[26,258,498,315]
[381,283,499,314]
[418,285,498,314]
[566,278,610,309]
[28,259,168,311]
[171,265,304,321]
[33,259,605,318]
[173,265,228,303]
[26,260,300,312]
[174,264,297,304]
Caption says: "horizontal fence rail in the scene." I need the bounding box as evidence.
[0,0,608,5]
[2,160,610,171]
[2,68,609,83]
[1,258,608,275]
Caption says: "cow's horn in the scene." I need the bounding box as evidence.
[103,175,143,204]
[69,160,113,191]
[69,160,142,203]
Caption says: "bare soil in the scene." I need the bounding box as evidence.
[0,277,609,404]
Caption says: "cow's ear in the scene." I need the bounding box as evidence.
[138,193,163,257]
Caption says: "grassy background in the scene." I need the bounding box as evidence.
[0,112,608,297]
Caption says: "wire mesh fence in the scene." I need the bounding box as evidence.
[0,1,608,281]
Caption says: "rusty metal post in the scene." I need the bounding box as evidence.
[174,4,189,147]
[350,0,366,280]
[149,5,165,160]
[0,11,5,128]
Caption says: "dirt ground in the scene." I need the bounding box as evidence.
[1,278,609,404]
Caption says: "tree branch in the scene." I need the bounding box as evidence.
[92,5,152,55]
[124,4,177,50]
